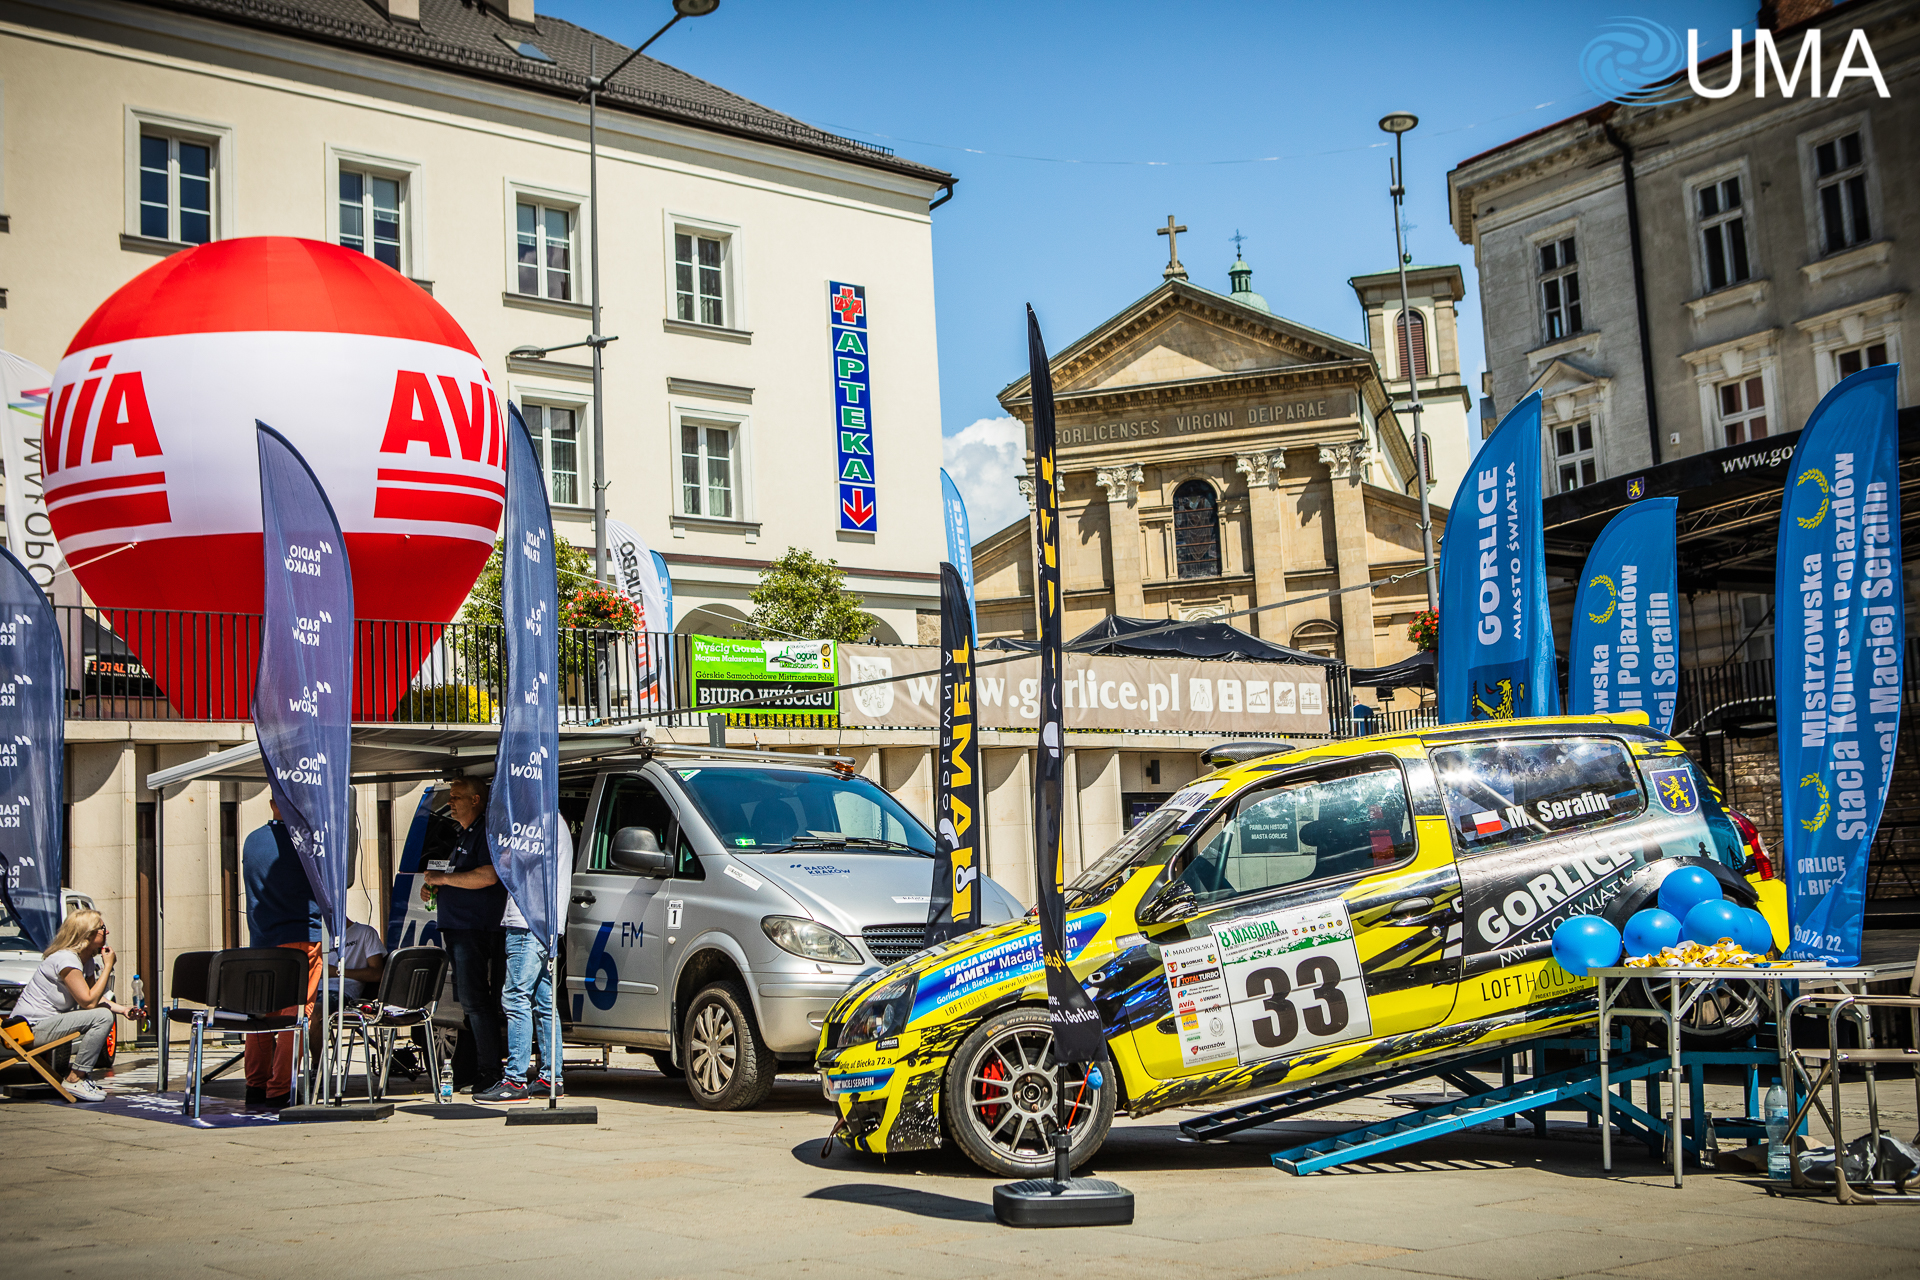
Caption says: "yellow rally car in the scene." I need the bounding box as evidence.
[815,715,1787,1177]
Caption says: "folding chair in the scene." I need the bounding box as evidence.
[1,1015,82,1102]
[1782,946,1920,1203]
[167,948,309,1119]
[335,947,449,1102]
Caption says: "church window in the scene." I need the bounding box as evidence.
[1394,310,1429,379]
[1290,619,1340,661]
[1538,237,1582,341]
[1553,419,1597,491]
[1172,480,1220,579]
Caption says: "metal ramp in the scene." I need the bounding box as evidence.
[1174,1031,1776,1176]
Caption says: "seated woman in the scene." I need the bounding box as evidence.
[11,909,134,1102]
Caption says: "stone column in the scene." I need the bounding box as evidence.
[1074,748,1123,875]
[68,741,139,976]
[1095,463,1146,617]
[1320,441,1379,669]
[1236,449,1289,642]
[154,743,220,980]
[881,747,934,828]
[984,747,1034,910]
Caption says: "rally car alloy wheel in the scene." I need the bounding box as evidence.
[1629,975,1766,1048]
[684,980,776,1110]
[944,1007,1115,1178]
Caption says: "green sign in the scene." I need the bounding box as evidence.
[688,636,839,721]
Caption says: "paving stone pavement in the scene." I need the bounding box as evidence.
[2,1055,1916,1279]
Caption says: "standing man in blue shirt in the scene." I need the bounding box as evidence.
[241,801,322,1108]
[420,778,508,1093]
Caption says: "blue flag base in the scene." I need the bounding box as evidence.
[993,1177,1134,1227]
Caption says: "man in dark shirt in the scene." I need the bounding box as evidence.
[241,801,323,1107]
[421,778,508,1092]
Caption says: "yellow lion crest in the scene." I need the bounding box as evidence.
[1472,678,1517,719]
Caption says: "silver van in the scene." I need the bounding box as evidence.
[561,749,1023,1109]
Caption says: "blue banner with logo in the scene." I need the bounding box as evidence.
[939,469,978,642]
[1570,496,1680,733]
[0,545,63,950]
[489,404,562,948]
[253,423,352,944]
[1775,365,1902,966]
[1438,391,1559,724]
[830,281,876,531]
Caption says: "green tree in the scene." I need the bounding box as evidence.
[459,536,598,626]
[747,547,877,643]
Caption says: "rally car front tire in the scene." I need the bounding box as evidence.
[943,1007,1116,1178]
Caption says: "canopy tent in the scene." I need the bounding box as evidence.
[1348,650,1435,694]
[140,724,645,1096]
[986,616,1338,666]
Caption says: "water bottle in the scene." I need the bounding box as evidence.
[1764,1080,1791,1180]
[438,1061,454,1105]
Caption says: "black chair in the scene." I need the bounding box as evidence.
[167,947,309,1118]
[335,947,450,1102]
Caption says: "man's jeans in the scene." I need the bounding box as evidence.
[502,928,560,1086]
[441,928,507,1090]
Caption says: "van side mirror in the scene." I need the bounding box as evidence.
[611,826,672,877]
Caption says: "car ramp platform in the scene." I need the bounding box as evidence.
[1175,1033,1774,1176]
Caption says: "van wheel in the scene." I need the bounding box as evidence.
[683,981,775,1110]
[943,1007,1115,1179]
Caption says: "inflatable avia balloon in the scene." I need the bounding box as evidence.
[45,238,504,717]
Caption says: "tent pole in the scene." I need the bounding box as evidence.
[155,783,168,1095]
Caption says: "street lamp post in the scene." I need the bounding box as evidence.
[1379,111,1439,615]
[576,0,720,584]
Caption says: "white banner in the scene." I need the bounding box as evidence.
[0,350,69,594]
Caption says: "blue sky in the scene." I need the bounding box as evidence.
[548,1,1751,532]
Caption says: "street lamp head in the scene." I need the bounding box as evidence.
[509,345,547,359]
[673,0,720,15]
[1378,112,1419,135]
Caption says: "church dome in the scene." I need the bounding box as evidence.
[1227,256,1269,313]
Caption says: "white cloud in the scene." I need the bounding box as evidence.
[941,416,1028,542]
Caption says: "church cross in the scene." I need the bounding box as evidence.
[1157,215,1189,281]
[1230,229,1247,257]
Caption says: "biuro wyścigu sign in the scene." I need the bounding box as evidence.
[689,636,839,722]
[829,281,875,531]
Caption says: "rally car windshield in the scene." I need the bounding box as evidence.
[673,766,936,855]
[1065,799,1213,909]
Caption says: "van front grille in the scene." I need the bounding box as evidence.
[861,923,929,966]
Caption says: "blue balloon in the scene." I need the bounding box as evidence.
[1657,866,1723,920]
[1683,898,1743,946]
[1730,906,1775,956]
[1623,908,1683,958]
[1552,915,1623,977]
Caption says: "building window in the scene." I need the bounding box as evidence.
[1734,593,1774,663]
[1697,175,1751,291]
[516,201,574,300]
[1815,131,1871,255]
[680,420,737,518]
[138,131,214,244]
[1538,236,1581,341]
[1290,618,1340,661]
[674,231,727,326]
[1835,341,1889,380]
[1172,480,1219,579]
[339,169,404,271]
[1715,376,1768,447]
[1553,420,1597,491]
[1394,310,1429,379]
[523,402,581,505]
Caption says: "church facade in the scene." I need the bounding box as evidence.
[974,241,1452,693]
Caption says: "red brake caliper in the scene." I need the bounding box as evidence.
[975,1058,1009,1128]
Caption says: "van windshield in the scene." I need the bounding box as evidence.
[671,766,935,856]
[0,900,37,953]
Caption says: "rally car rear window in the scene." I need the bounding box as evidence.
[1430,736,1643,855]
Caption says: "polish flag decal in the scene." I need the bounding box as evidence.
[1468,811,1504,835]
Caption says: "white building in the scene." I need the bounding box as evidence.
[0,0,955,644]
[0,0,955,988]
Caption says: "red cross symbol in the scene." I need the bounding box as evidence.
[832,286,864,324]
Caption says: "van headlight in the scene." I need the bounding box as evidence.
[836,972,917,1050]
[761,915,862,964]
